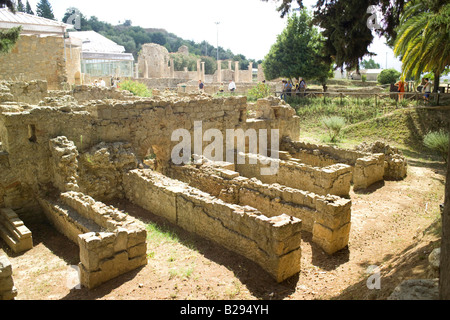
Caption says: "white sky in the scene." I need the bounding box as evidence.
[26,0,401,70]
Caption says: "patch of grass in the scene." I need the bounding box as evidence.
[146,222,180,245]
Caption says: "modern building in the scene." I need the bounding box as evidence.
[68,31,134,81]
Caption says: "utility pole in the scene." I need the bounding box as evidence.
[215,21,220,61]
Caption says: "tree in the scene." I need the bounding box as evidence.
[394,0,450,92]
[0,0,14,11]
[377,68,401,84]
[261,0,408,71]
[36,0,55,20]
[25,0,34,14]
[361,58,381,69]
[262,9,333,90]
[17,0,25,12]
[0,0,21,54]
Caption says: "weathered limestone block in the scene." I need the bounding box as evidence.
[353,154,385,190]
[78,141,138,201]
[0,255,17,300]
[0,208,33,253]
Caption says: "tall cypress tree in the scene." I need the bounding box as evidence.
[36,0,55,20]
[17,0,25,12]
[25,0,34,15]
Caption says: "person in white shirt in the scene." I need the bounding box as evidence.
[228,80,236,93]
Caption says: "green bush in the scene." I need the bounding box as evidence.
[322,116,346,142]
[119,80,152,97]
[247,82,272,101]
[377,69,401,85]
[423,130,449,163]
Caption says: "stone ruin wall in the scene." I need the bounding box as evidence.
[0,35,80,90]
[0,81,408,290]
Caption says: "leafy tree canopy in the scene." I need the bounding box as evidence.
[262,9,333,87]
[361,58,381,69]
[261,0,409,71]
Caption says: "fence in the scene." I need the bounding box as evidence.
[274,90,450,107]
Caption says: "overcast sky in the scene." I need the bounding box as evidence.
[26,0,401,70]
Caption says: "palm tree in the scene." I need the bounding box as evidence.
[394,0,450,92]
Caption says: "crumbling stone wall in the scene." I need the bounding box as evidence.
[281,137,407,189]
[164,160,352,254]
[137,43,170,79]
[39,191,147,289]
[124,169,302,282]
[235,153,353,197]
[0,255,17,300]
[0,36,68,90]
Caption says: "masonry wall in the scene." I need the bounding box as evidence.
[0,35,67,90]
[38,191,147,289]
[235,153,353,197]
[123,169,303,282]
[165,163,352,254]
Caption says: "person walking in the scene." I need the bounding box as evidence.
[395,77,406,102]
[423,78,432,101]
[198,80,205,92]
[228,79,236,93]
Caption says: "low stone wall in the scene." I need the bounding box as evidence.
[0,255,17,300]
[38,191,147,289]
[165,162,352,255]
[0,80,48,105]
[124,169,303,282]
[281,137,403,189]
[235,152,353,197]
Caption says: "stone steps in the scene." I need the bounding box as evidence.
[0,208,33,253]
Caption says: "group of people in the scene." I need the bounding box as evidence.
[92,77,121,89]
[199,79,237,94]
[281,77,307,100]
[394,77,433,102]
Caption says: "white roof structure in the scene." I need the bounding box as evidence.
[0,8,73,36]
[68,31,134,61]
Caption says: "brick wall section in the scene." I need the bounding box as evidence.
[0,36,67,90]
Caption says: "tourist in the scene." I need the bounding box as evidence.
[395,77,405,102]
[423,78,432,101]
[99,78,106,87]
[286,80,293,97]
[219,82,224,93]
[299,77,307,97]
[198,80,204,92]
[228,80,236,93]
[280,80,287,100]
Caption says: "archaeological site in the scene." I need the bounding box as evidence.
[0,78,409,298]
[2,6,447,302]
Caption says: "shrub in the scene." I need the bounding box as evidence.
[377,69,401,85]
[361,74,367,83]
[247,82,272,101]
[119,80,152,97]
[423,130,449,163]
[322,116,346,142]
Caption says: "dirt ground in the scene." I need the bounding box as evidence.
[0,160,445,301]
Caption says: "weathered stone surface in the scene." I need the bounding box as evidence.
[0,255,17,300]
[388,279,439,300]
